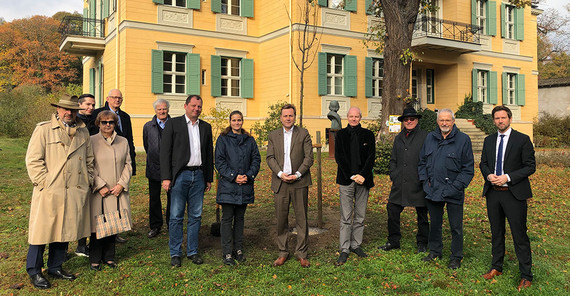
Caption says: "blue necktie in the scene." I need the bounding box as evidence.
[495,135,505,176]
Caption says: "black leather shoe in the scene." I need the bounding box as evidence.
[378,242,400,251]
[47,269,76,281]
[448,259,461,269]
[223,254,236,266]
[105,261,118,269]
[417,244,428,253]
[115,236,128,243]
[30,273,51,289]
[350,247,368,258]
[234,250,246,262]
[147,228,160,238]
[335,252,349,266]
[422,252,443,262]
[170,256,181,267]
[188,254,203,265]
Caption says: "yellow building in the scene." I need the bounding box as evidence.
[60,0,540,148]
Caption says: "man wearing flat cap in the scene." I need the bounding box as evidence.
[379,107,429,253]
[25,94,94,289]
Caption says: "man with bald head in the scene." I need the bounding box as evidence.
[333,107,376,266]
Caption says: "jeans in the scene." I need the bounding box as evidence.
[426,199,464,260]
[169,170,205,257]
[220,203,247,256]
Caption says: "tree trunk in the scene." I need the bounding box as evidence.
[378,0,421,135]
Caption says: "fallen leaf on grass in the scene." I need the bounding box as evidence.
[272,274,277,279]
[9,283,24,289]
[0,252,9,259]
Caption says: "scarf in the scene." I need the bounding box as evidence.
[347,124,362,175]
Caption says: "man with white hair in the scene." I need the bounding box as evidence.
[143,99,171,238]
[418,109,474,270]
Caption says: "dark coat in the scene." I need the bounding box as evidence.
[334,124,376,189]
[418,125,474,204]
[77,113,98,135]
[480,129,535,200]
[215,131,261,205]
[143,115,170,181]
[160,115,214,185]
[388,128,428,207]
[91,103,137,175]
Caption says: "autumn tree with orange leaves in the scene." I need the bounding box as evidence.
[0,15,82,92]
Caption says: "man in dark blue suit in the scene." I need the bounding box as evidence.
[480,105,536,291]
[160,95,213,267]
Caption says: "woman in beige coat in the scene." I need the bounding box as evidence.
[89,111,132,270]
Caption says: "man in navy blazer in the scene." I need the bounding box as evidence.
[160,95,213,267]
[480,105,536,291]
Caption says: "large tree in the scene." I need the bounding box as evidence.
[537,5,570,78]
[0,15,82,92]
[366,0,534,133]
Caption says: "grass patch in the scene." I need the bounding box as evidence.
[0,136,569,295]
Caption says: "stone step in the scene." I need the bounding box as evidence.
[454,118,486,153]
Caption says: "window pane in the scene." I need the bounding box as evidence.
[327,77,332,94]
[176,0,185,7]
[175,75,185,84]
[335,57,342,74]
[175,84,184,93]
[327,56,332,73]
[221,59,228,76]
[175,62,185,73]
[335,77,342,94]
[231,63,239,76]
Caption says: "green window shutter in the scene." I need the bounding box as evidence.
[365,0,372,15]
[364,57,372,98]
[241,0,254,17]
[345,0,357,12]
[515,7,524,41]
[516,74,525,105]
[89,68,96,95]
[153,0,164,4]
[472,69,478,102]
[318,52,327,96]
[241,58,254,98]
[151,50,164,94]
[500,3,506,38]
[344,55,357,97]
[489,71,498,104]
[186,53,200,95]
[471,0,477,28]
[187,0,200,9]
[487,1,497,36]
[211,0,222,13]
[211,55,221,97]
[83,8,88,35]
[318,0,327,7]
[103,0,109,18]
[501,72,508,104]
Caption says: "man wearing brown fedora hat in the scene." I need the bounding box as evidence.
[25,94,94,289]
[379,107,429,253]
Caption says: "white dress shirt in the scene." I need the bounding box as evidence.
[278,126,302,179]
[185,115,202,167]
[494,127,512,184]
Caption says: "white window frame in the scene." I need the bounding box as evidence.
[372,58,383,98]
[327,54,344,96]
[506,72,516,105]
[477,70,488,103]
[221,57,241,97]
[426,69,434,104]
[221,0,240,15]
[476,0,487,33]
[163,51,186,94]
[164,0,186,8]
[328,0,343,9]
[505,4,515,39]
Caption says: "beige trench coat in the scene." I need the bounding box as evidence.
[25,114,94,245]
[90,132,132,233]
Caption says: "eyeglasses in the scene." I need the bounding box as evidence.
[108,96,123,100]
[100,120,116,125]
[403,117,417,122]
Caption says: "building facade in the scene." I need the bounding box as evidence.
[60,0,540,148]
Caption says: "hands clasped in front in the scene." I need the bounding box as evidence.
[99,184,124,198]
[351,174,365,185]
[280,173,298,183]
[487,174,508,186]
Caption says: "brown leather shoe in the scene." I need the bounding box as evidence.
[273,256,288,267]
[298,258,310,268]
[517,279,532,291]
[482,269,502,280]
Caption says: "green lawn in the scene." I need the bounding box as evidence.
[0,136,568,295]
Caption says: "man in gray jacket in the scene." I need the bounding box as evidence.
[379,107,429,253]
[143,99,171,238]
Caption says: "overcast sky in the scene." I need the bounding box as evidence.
[0,0,568,22]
